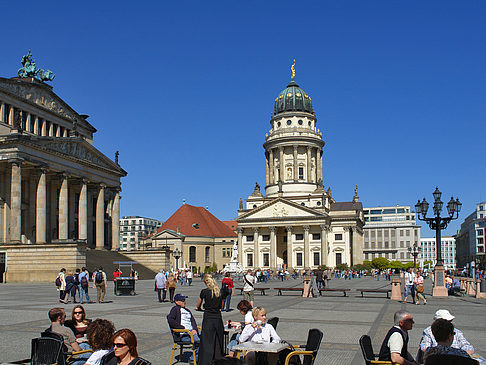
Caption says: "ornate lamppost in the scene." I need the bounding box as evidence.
[415,187,461,296]
[173,248,182,271]
[408,242,421,268]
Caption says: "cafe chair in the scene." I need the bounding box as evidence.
[31,336,92,365]
[424,354,479,365]
[359,335,393,365]
[168,326,200,365]
[282,328,323,365]
[267,317,279,330]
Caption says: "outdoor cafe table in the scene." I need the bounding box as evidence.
[232,341,290,354]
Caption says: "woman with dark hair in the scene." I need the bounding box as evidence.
[221,272,234,312]
[65,305,92,349]
[65,271,77,303]
[196,274,224,365]
[104,328,150,365]
[83,319,115,365]
[167,273,177,303]
[227,300,254,356]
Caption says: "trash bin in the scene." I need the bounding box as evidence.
[481,279,486,293]
[114,277,136,296]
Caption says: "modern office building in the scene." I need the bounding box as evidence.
[455,202,486,267]
[420,236,456,270]
[119,216,162,251]
[363,206,421,263]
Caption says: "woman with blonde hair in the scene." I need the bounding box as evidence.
[196,274,224,365]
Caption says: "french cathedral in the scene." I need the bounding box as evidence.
[236,65,364,270]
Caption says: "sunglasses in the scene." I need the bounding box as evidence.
[74,312,83,315]
[113,343,127,348]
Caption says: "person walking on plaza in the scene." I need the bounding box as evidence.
[196,274,224,365]
[56,268,68,304]
[155,269,168,303]
[413,270,427,305]
[378,309,418,365]
[79,267,91,304]
[242,269,257,307]
[221,272,234,312]
[93,267,107,303]
[403,267,416,304]
[186,269,193,286]
[167,272,177,303]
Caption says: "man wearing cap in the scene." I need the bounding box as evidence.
[167,294,200,360]
[378,310,418,364]
[419,309,474,359]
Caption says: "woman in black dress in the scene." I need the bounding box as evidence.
[196,274,224,365]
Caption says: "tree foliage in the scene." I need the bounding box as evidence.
[390,261,404,269]
[334,263,349,271]
[371,257,390,270]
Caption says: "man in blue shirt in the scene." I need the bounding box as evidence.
[78,267,91,304]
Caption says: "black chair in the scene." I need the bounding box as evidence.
[31,337,66,365]
[283,328,323,365]
[267,317,279,330]
[359,335,393,365]
[424,354,479,365]
[38,330,92,364]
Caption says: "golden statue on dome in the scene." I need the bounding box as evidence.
[291,59,295,81]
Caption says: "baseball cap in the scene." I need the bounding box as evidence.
[174,294,187,302]
[433,309,455,321]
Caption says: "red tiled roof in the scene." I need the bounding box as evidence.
[156,204,237,238]
[222,220,237,231]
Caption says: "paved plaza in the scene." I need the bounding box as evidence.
[1,276,485,364]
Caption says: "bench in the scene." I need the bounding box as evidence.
[356,289,391,298]
[234,287,270,296]
[318,288,350,297]
[275,287,304,296]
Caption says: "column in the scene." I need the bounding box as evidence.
[41,119,47,136]
[8,106,14,125]
[286,226,293,268]
[33,116,39,135]
[270,226,277,268]
[36,168,47,243]
[111,189,120,251]
[25,113,31,132]
[279,147,284,182]
[293,145,298,181]
[68,184,75,238]
[237,228,243,266]
[96,184,105,249]
[58,173,69,240]
[78,179,88,241]
[253,227,259,268]
[303,225,310,268]
[28,175,36,243]
[10,160,22,242]
[265,153,269,186]
[268,149,274,184]
[317,148,322,183]
[320,224,329,267]
[306,146,312,183]
[0,102,4,123]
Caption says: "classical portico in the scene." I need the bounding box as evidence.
[0,53,126,282]
[237,64,364,270]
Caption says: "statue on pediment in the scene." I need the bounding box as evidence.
[17,50,55,82]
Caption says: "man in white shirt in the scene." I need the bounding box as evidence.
[403,268,416,304]
[155,269,168,302]
[243,269,257,307]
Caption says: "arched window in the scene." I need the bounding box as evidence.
[205,246,210,262]
[189,246,196,263]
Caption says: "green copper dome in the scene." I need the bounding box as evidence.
[274,80,313,115]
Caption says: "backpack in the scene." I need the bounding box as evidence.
[95,271,104,284]
[74,273,80,285]
[81,274,89,288]
[55,276,61,287]
[221,282,230,297]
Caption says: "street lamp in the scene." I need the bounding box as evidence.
[173,248,182,271]
[408,242,421,268]
[415,187,461,296]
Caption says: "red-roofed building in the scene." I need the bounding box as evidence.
[143,204,237,271]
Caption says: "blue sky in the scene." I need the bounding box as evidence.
[1,1,485,237]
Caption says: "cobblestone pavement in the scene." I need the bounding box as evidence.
[1,276,485,364]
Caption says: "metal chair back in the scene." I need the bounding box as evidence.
[359,335,376,365]
[267,317,279,330]
[31,337,65,365]
[302,328,323,365]
[425,354,479,365]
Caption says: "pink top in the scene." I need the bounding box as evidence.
[414,275,424,285]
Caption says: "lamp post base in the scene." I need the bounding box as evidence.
[432,265,448,297]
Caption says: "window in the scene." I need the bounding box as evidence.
[298,167,304,179]
[263,253,269,267]
[312,233,320,240]
[287,120,292,125]
[295,234,304,241]
[262,235,270,241]
[335,234,343,240]
[370,210,381,215]
[335,253,342,265]
[313,252,320,266]
[205,247,210,262]
[277,121,281,127]
[247,253,253,267]
[370,217,382,221]
[478,237,484,245]
[298,119,303,125]
[189,246,196,262]
[296,252,303,266]
[406,230,410,236]
[400,230,404,237]
[383,209,395,214]
[477,229,484,236]
[246,235,254,242]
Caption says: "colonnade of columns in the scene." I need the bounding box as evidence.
[265,145,322,186]
[0,160,120,250]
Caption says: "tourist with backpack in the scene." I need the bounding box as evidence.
[221,272,234,312]
[93,267,107,303]
[79,267,91,304]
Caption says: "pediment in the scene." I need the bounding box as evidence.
[152,229,184,240]
[239,198,325,220]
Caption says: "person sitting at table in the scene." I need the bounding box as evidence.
[84,319,115,365]
[448,277,461,296]
[423,319,472,362]
[227,300,254,356]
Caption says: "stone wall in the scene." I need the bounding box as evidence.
[1,242,86,282]
[122,250,170,273]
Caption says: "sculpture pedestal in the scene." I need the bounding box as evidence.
[391,277,402,301]
[222,260,243,274]
[303,278,314,298]
[432,265,448,297]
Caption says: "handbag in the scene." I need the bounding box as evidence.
[416,284,424,293]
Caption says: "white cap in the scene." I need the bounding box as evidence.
[433,309,455,321]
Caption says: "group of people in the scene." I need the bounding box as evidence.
[56,267,108,304]
[378,309,475,364]
[46,305,149,365]
[402,267,428,305]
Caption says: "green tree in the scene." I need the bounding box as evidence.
[335,263,349,271]
[371,257,390,270]
[404,262,415,269]
[361,261,373,271]
[390,261,404,269]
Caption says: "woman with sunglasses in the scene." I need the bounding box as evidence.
[196,274,224,365]
[65,305,92,350]
[104,328,150,365]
